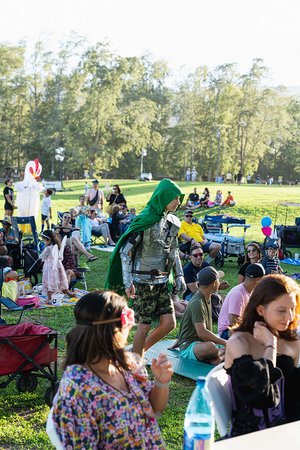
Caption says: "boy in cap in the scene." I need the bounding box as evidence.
[175,266,227,364]
[262,241,283,275]
[218,263,265,339]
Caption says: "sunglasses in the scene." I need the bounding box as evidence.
[192,252,204,258]
[247,248,257,253]
[185,214,193,218]
[63,216,71,220]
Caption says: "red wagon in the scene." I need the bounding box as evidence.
[0,322,58,405]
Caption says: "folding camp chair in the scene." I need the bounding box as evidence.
[205,363,232,437]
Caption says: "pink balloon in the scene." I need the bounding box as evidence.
[262,226,272,237]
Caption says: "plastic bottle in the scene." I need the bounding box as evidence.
[183,376,214,450]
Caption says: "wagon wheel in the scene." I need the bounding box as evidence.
[284,249,292,258]
[44,382,59,407]
[16,373,38,393]
[237,254,245,266]
[215,253,224,268]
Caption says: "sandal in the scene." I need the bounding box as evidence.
[87,256,98,262]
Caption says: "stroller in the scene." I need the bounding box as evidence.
[273,203,300,258]
[8,216,43,285]
[202,215,251,268]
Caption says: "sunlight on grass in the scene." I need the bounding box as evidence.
[0,179,299,449]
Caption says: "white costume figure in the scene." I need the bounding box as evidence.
[15,159,43,218]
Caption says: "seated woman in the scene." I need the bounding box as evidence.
[224,274,300,437]
[89,210,115,246]
[199,187,210,208]
[238,241,262,283]
[54,212,97,262]
[214,189,223,206]
[50,290,172,448]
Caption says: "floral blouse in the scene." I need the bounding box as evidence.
[52,364,165,449]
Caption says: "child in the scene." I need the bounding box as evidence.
[2,266,19,300]
[128,207,137,223]
[41,189,53,232]
[262,241,283,274]
[40,230,73,303]
[50,290,173,448]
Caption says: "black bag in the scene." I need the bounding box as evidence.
[88,190,99,206]
[211,292,223,322]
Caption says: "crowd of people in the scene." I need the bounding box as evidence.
[1,177,300,448]
[183,187,236,210]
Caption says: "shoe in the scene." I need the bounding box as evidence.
[87,256,98,262]
[108,242,116,246]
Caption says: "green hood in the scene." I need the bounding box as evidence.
[105,178,184,293]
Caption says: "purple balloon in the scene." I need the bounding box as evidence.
[262,226,272,237]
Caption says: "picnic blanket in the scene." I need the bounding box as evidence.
[32,288,88,309]
[90,245,114,253]
[144,339,214,380]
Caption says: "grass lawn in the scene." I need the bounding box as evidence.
[0,179,300,449]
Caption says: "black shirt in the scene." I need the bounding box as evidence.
[183,260,210,299]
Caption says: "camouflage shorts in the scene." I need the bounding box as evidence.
[133,283,174,325]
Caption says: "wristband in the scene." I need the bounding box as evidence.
[154,379,170,388]
[265,345,275,350]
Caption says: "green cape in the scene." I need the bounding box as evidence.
[105,178,184,293]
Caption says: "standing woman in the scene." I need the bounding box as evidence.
[50,291,172,448]
[238,242,262,284]
[224,275,300,437]
[3,179,15,216]
[106,184,127,208]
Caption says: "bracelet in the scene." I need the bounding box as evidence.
[265,345,276,350]
[154,379,170,388]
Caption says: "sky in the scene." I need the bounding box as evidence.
[1,0,300,87]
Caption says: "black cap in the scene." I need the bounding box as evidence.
[245,263,265,278]
[197,267,224,287]
[185,210,194,215]
[92,179,99,184]
[266,240,279,249]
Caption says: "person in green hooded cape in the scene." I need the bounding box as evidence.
[105,178,186,355]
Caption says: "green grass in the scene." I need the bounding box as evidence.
[0,179,300,449]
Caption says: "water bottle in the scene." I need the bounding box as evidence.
[183,377,214,449]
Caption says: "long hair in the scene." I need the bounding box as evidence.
[41,229,61,248]
[234,274,300,341]
[64,291,130,371]
[244,241,262,264]
[113,184,121,194]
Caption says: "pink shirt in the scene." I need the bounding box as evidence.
[218,283,250,334]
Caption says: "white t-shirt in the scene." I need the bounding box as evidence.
[41,196,51,216]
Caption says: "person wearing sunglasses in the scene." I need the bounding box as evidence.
[179,210,221,263]
[54,212,98,262]
[238,242,262,284]
[183,246,210,301]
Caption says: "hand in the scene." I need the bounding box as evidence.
[151,353,173,384]
[219,281,230,290]
[253,321,276,347]
[125,284,136,298]
[175,276,186,295]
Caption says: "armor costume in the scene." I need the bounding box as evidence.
[120,213,184,288]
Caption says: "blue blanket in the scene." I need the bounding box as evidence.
[282,258,300,266]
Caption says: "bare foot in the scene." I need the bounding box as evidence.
[168,339,179,350]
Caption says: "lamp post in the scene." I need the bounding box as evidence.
[216,129,221,178]
[238,120,246,174]
[140,148,147,178]
[55,147,65,181]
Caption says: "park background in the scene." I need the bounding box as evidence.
[0,179,300,449]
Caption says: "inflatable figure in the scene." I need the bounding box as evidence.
[15,159,43,218]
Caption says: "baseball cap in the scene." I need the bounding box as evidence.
[245,263,265,278]
[197,266,225,286]
[3,267,13,276]
[0,216,12,225]
[185,210,194,215]
[92,179,99,184]
[266,240,279,249]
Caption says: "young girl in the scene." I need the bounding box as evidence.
[50,290,173,448]
[224,274,300,437]
[40,230,74,303]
